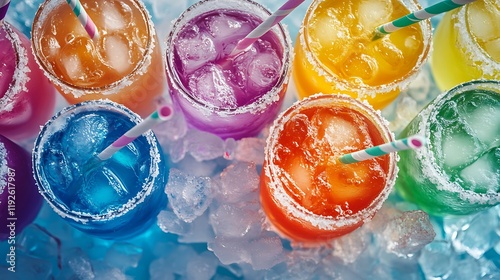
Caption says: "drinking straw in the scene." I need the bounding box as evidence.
[0,0,10,22]
[65,0,99,41]
[372,0,476,40]
[339,134,425,164]
[227,0,305,58]
[97,104,173,160]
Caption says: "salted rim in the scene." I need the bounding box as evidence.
[32,99,163,223]
[164,0,293,117]
[0,22,30,114]
[453,2,500,78]
[297,0,433,100]
[415,79,500,205]
[263,93,398,232]
[30,0,157,98]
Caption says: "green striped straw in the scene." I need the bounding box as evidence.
[372,0,476,40]
[338,134,425,164]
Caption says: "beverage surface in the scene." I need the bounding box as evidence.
[273,105,390,217]
[38,110,151,216]
[36,0,149,88]
[467,0,500,62]
[306,0,424,87]
[172,9,283,109]
[430,89,500,194]
[0,26,16,99]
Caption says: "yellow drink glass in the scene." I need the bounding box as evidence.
[431,0,500,91]
[293,0,432,110]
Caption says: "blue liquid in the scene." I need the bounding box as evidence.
[36,106,168,240]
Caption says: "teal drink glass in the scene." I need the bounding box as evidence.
[395,80,500,216]
[32,100,168,239]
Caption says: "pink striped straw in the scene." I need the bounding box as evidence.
[227,0,305,58]
[66,0,99,41]
[0,0,10,22]
[97,104,173,160]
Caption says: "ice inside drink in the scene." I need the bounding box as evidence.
[431,0,500,91]
[31,0,165,117]
[260,94,397,244]
[32,100,167,239]
[0,21,55,141]
[396,80,500,216]
[293,0,432,109]
[165,0,291,139]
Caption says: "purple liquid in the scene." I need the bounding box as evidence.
[0,134,43,241]
[173,10,283,109]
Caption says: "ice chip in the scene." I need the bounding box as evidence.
[185,129,225,161]
[209,203,262,239]
[60,248,95,280]
[185,251,219,280]
[176,31,217,74]
[248,235,286,270]
[165,168,214,222]
[418,241,454,279]
[217,162,259,203]
[188,65,238,108]
[357,0,393,31]
[178,211,215,243]
[460,152,499,193]
[102,35,134,75]
[104,242,143,270]
[207,236,250,265]
[157,210,188,235]
[233,137,266,165]
[381,210,436,257]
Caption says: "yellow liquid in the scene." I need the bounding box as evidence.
[293,0,430,110]
[431,0,500,91]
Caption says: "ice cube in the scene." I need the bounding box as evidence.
[217,162,260,203]
[418,240,454,279]
[441,133,479,168]
[57,37,104,85]
[149,258,175,280]
[60,248,95,280]
[462,102,500,147]
[157,209,188,235]
[357,0,393,31]
[372,39,404,68]
[484,38,500,63]
[40,35,61,57]
[188,65,238,108]
[247,52,281,91]
[207,235,250,265]
[341,52,378,82]
[232,137,266,165]
[209,203,262,239]
[316,111,361,152]
[467,2,497,42]
[104,242,143,270]
[206,13,253,47]
[309,13,351,64]
[102,34,134,75]
[185,251,219,280]
[248,234,286,270]
[45,149,73,192]
[185,129,225,161]
[176,31,217,74]
[178,211,215,243]
[63,114,108,162]
[101,1,132,31]
[330,227,370,264]
[164,168,214,223]
[381,210,436,257]
[460,152,499,193]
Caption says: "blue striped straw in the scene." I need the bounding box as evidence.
[373,0,476,40]
[339,134,425,164]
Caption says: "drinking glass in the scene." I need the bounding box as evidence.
[32,100,168,239]
[165,0,292,140]
[396,80,500,216]
[260,93,398,244]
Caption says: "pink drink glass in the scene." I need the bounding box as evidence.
[0,22,56,141]
[165,0,292,140]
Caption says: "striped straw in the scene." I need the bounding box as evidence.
[0,0,10,22]
[338,134,425,164]
[97,104,173,161]
[372,0,476,40]
[227,0,305,58]
[66,0,99,41]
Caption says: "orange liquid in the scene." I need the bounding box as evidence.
[260,96,392,243]
[34,0,165,117]
[293,0,430,110]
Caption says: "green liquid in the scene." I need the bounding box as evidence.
[396,86,500,216]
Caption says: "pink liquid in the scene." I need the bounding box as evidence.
[0,23,56,141]
[167,5,290,139]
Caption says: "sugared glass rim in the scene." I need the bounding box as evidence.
[298,0,433,98]
[416,79,500,205]
[164,0,293,116]
[454,3,500,77]
[0,22,30,114]
[30,0,157,97]
[263,93,398,232]
[32,99,163,223]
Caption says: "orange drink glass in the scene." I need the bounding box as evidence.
[31,0,165,117]
[260,94,398,244]
[293,0,432,110]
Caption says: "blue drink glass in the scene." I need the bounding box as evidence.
[32,100,168,240]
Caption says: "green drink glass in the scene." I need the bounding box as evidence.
[395,80,500,216]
